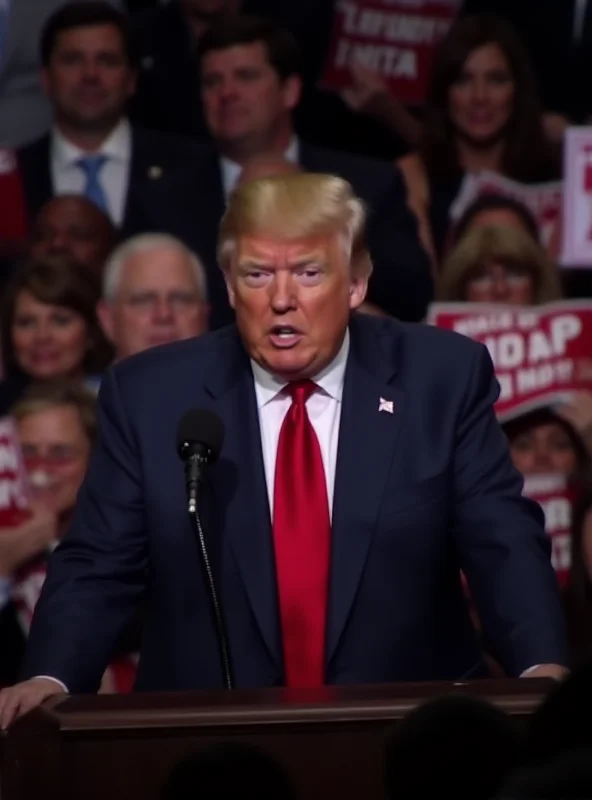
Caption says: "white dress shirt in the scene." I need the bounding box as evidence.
[220,136,300,200]
[50,117,132,225]
[251,330,349,520]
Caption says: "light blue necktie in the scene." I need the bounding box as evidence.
[76,155,109,213]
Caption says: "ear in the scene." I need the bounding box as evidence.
[348,274,368,311]
[96,300,115,343]
[223,271,236,309]
[282,75,302,112]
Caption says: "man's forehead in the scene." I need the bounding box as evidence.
[202,42,268,70]
[121,249,195,286]
[236,234,339,261]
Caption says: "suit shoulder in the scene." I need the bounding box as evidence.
[110,327,235,387]
[403,319,485,355]
[17,134,50,164]
[357,314,486,368]
[131,127,214,160]
[302,142,400,185]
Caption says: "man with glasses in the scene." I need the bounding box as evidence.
[97,233,209,361]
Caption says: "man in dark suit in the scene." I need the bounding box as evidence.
[16,2,224,314]
[187,15,433,324]
[0,172,567,726]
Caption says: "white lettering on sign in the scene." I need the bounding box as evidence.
[0,478,27,510]
[0,442,19,473]
[337,3,452,44]
[453,311,514,337]
[484,333,524,369]
[541,497,572,532]
[550,533,571,573]
[336,39,417,76]
[515,360,575,395]
[550,314,582,355]
[483,315,582,371]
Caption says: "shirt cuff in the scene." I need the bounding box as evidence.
[33,676,69,693]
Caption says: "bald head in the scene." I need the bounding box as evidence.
[236,155,301,188]
[30,195,117,277]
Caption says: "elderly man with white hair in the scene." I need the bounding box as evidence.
[97,233,209,361]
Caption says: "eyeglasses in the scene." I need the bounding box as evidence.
[123,291,200,312]
[22,445,86,468]
[467,265,532,289]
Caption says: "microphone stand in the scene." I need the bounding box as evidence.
[186,456,234,690]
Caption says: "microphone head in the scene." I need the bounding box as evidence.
[176,409,225,463]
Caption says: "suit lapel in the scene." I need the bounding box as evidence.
[326,314,405,663]
[17,136,52,219]
[204,329,281,670]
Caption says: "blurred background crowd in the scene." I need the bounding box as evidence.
[1,1,592,793]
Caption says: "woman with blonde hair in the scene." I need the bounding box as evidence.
[437,225,561,305]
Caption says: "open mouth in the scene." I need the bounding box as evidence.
[268,325,303,348]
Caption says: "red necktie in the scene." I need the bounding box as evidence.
[272,380,331,687]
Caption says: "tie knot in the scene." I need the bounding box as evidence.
[287,380,317,406]
[76,154,107,178]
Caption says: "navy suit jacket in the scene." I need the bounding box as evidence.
[22,315,567,692]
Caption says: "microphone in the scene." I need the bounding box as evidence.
[176,409,233,689]
[176,409,225,514]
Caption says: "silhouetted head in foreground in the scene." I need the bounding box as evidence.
[160,741,298,800]
[384,693,523,800]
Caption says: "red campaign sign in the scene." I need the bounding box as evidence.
[523,474,576,588]
[0,416,31,527]
[450,172,563,250]
[427,301,592,423]
[322,0,461,105]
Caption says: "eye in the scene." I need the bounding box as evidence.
[242,269,271,287]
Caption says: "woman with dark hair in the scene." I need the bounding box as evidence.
[0,257,113,414]
[397,15,560,262]
[448,193,541,249]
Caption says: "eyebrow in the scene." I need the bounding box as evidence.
[237,255,325,269]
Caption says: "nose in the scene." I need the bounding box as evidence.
[152,297,174,323]
[48,232,69,253]
[34,319,54,343]
[532,444,553,473]
[81,57,100,82]
[218,77,240,102]
[269,272,297,313]
[471,78,488,104]
[491,271,510,301]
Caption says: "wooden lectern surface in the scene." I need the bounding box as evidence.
[0,679,552,800]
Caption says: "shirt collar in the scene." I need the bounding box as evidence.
[252,328,349,410]
[220,135,300,199]
[51,117,132,169]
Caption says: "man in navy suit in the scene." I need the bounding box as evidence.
[0,173,567,727]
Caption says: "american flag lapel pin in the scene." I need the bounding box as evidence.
[379,397,394,414]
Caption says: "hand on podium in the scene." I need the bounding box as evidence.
[0,677,66,730]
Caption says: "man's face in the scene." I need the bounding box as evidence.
[42,24,136,131]
[226,233,367,380]
[98,246,208,359]
[30,197,114,275]
[201,42,300,150]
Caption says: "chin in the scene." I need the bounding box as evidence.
[264,355,314,379]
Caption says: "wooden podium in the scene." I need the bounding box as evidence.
[0,679,551,800]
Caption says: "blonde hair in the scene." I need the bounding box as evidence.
[218,173,373,277]
[438,225,562,303]
[12,380,98,445]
